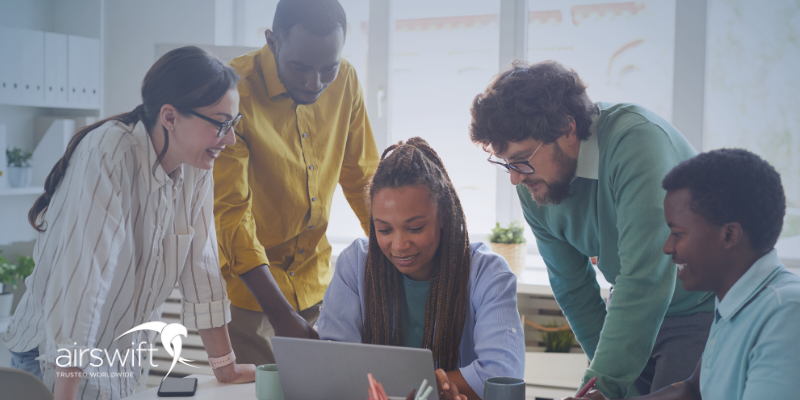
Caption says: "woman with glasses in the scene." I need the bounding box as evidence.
[4,46,254,400]
[316,137,525,400]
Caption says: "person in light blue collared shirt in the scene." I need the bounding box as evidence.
[568,149,800,400]
[316,138,525,400]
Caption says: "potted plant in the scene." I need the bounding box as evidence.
[523,319,589,389]
[488,221,526,275]
[0,250,16,317]
[6,147,33,188]
[0,252,33,317]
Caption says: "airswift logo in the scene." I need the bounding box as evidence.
[117,322,198,378]
[56,322,198,379]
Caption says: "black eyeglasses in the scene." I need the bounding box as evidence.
[186,110,242,138]
[487,141,544,175]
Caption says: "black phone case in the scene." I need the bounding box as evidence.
[157,377,198,397]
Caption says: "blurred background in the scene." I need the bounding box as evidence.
[0,0,798,260]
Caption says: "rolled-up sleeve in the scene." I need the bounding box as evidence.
[180,171,231,330]
[460,253,526,397]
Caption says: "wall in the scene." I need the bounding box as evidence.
[103,0,217,116]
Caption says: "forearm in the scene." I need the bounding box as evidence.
[446,370,480,400]
[54,367,82,400]
[198,325,255,384]
[239,264,296,322]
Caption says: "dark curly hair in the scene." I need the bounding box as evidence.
[662,148,786,253]
[469,60,597,154]
[273,0,347,44]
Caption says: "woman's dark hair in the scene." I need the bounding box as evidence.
[28,45,239,232]
[363,137,471,371]
[470,60,597,154]
[272,0,347,44]
[662,148,786,254]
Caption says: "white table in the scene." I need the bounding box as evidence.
[125,374,572,400]
[125,374,255,399]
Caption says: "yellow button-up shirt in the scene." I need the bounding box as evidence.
[214,45,378,312]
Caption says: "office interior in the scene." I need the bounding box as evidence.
[0,0,798,398]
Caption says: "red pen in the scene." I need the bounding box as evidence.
[576,376,598,397]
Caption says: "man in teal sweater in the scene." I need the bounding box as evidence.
[469,61,714,398]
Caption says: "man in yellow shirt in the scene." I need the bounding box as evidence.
[213,0,379,365]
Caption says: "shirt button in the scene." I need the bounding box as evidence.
[300,249,305,254]
[308,165,314,170]
[308,225,313,229]
[289,272,294,276]
[302,133,307,138]
[311,197,316,202]
[511,328,517,333]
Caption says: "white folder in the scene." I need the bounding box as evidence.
[86,37,100,106]
[21,29,45,104]
[45,32,68,104]
[0,26,24,104]
[32,118,75,187]
[67,35,86,104]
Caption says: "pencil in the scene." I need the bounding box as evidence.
[576,377,598,397]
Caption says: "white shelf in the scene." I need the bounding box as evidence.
[0,99,100,111]
[0,186,44,196]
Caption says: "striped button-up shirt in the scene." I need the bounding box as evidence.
[3,120,230,399]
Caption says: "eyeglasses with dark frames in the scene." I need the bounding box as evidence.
[487,141,545,175]
[185,110,242,138]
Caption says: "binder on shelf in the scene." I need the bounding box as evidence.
[21,29,45,104]
[0,26,24,104]
[86,38,100,105]
[45,32,68,104]
[32,118,75,187]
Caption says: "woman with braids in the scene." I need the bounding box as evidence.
[4,46,256,399]
[317,137,525,400]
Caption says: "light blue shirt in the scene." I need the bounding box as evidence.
[699,249,800,400]
[317,238,526,398]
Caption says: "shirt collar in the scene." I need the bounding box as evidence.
[131,120,180,194]
[716,249,784,320]
[260,45,288,99]
[574,112,600,180]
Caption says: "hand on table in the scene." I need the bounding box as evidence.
[213,362,256,384]
[559,390,610,400]
[435,369,467,400]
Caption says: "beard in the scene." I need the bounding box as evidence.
[523,141,578,206]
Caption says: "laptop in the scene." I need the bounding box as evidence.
[272,337,438,400]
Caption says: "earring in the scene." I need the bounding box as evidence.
[170,126,174,130]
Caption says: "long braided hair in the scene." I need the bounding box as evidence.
[363,137,471,371]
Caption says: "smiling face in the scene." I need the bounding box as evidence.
[268,25,344,105]
[663,188,729,293]
[163,89,239,172]
[372,185,443,281]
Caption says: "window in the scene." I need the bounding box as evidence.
[389,0,501,236]
[705,0,800,256]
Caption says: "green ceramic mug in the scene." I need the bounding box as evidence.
[256,364,284,400]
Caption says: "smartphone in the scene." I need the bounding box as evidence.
[157,377,198,397]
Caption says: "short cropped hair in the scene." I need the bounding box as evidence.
[469,60,597,154]
[273,0,347,44]
[662,148,786,253]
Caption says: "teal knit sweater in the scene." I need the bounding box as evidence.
[518,103,714,398]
